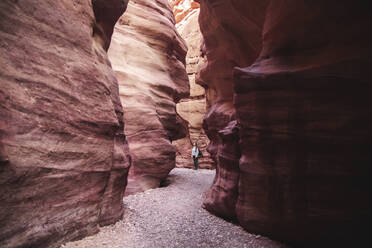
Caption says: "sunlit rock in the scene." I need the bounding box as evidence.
[108,0,189,195]
[169,0,214,169]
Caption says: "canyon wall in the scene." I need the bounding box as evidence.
[197,0,372,246]
[108,0,189,195]
[198,0,266,222]
[0,0,130,247]
[169,0,213,169]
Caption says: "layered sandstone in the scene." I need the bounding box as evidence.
[170,0,200,24]
[169,0,213,169]
[198,0,267,222]
[0,1,130,247]
[108,0,189,195]
[198,0,372,246]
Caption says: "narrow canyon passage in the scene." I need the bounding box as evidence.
[2,0,372,247]
[62,168,286,248]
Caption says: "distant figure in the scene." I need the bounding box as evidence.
[191,142,202,170]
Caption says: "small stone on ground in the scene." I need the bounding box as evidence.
[61,168,287,248]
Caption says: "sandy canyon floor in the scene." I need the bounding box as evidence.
[62,168,287,248]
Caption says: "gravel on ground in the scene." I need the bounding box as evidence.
[61,168,287,248]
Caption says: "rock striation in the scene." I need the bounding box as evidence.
[170,0,200,24]
[197,0,266,223]
[197,0,372,246]
[108,0,189,195]
[0,1,130,247]
[169,0,213,169]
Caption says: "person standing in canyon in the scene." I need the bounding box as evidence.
[191,142,202,170]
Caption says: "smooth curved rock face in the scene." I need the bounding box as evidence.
[197,0,269,175]
[197,0,269,220]
[169,0,214,169]
[198,0,372,246]
[0,1,130,247]
[108,0,189,195]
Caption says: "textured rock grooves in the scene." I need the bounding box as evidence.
[0,1,130,247]
[108,0,189,196]
[197,0,372,246]
[169,0,214,169]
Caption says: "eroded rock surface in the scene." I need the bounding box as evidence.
[197,0,372,246]
[197,0,267,223]
[169,0,213,169]
[0,1,130,247]
[108,0,189,195]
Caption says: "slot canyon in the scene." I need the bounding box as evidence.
[1,0,372,247]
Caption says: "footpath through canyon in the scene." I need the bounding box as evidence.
[62,168,286,248]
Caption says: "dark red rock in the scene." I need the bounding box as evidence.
[198,0,372,246]
[196,0,269,221]
[0,1,130,247]
[195,0,269,170]
[203,120,240,220]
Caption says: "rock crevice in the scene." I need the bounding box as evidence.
[169,0,214,169]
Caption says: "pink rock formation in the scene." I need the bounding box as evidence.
[0,1,130,247]
[169,0,214,169]
[108,0,189,195]
[197,0,372,246]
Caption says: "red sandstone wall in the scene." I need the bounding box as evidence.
[197,0,269,221]
[0,1,130,247]
[108,0,190,195]
[197,0,372,246]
